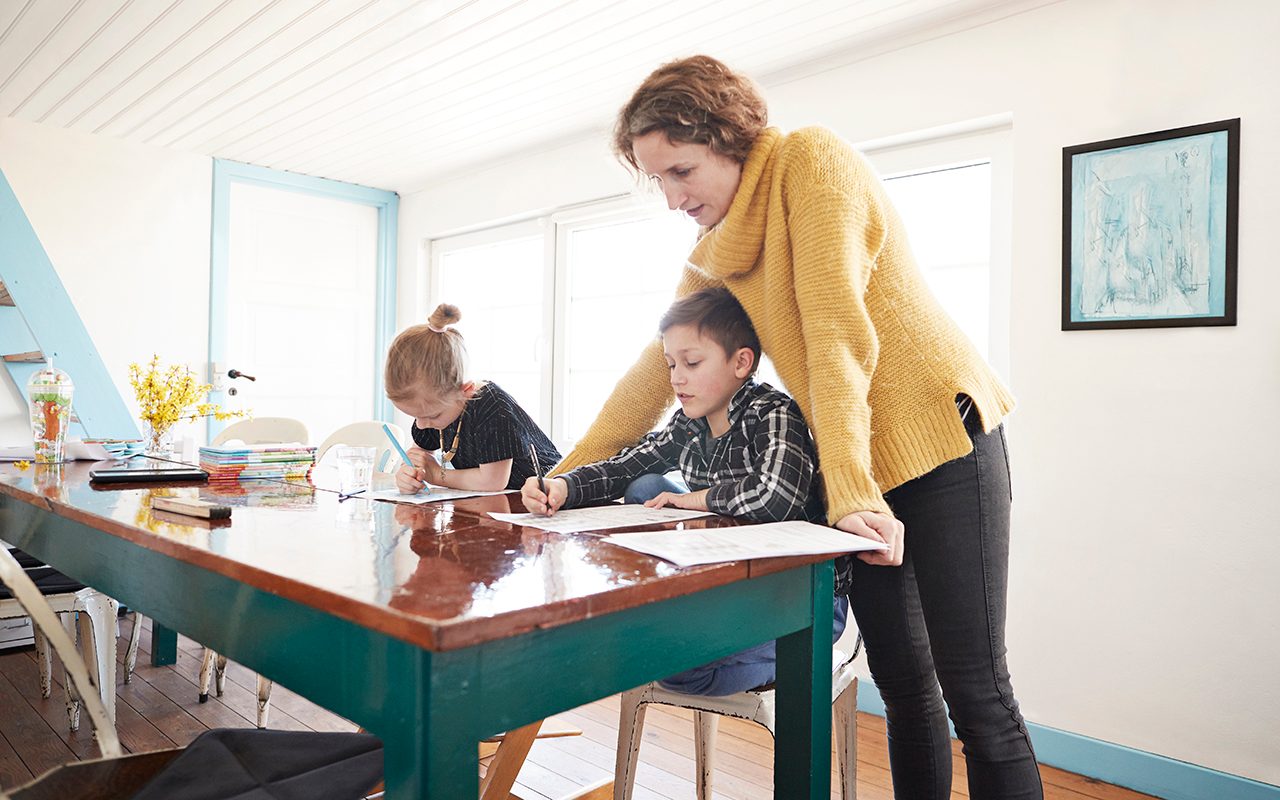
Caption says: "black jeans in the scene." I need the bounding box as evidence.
[847,407,1043,799]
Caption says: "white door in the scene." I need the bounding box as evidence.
[220,182,379,445]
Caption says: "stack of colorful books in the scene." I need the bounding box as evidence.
[198,443,316,483]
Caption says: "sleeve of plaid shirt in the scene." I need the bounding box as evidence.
[559,420,684,508]
[704,401,817,522]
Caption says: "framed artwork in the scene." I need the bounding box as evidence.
[1062,118,1239,330]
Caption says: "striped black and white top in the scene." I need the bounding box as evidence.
[410,382,560,491]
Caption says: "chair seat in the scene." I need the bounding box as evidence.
[11,729,383,800]
[0,550,84,600]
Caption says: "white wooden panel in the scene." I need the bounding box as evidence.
[0,0,121,118]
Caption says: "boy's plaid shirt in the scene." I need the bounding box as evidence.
[561,380,854,594]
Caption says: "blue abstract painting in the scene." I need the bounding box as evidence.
[1068,129,1232,326]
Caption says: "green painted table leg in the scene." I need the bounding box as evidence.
[774,560,834,799]
[150,622,177,666]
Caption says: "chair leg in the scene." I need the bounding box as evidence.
[693,711,718,800]
[33,626,52,698]
[60,611,81,731]
[78,593,119,724]
[123,612,142,684]
[214,653,228,696]
[255,675,273,729]
[834,676,858,800]
[613,688,648,800]
[198,648,216,703]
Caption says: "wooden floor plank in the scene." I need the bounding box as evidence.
[0,668,78,781]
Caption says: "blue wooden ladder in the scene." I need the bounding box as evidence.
[0,166,138,440]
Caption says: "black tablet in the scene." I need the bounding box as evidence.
[89,458,209,484]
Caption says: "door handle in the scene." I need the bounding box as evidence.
[227,369,257,381]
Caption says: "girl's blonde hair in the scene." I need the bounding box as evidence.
[384,303,469,402]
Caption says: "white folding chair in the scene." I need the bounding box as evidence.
[210,416,309,447]
[315,421,405,473]
[614,637,862,800]
[0,548,118,732]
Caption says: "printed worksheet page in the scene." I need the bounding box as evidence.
[488,504,713,534]
[602,520,888,567]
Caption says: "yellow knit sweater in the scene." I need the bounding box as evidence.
[555,127,1015,522]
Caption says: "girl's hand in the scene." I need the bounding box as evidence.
[395,463,426,494]
[836,511,904,567]
[521,476,567,516]
[644,489,709,512]
[405,446,444,486]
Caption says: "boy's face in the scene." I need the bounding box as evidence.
[662,323,753,433]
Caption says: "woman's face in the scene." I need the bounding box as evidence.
[632,131,743,227]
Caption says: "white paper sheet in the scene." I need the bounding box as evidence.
[366,486,510,504]
[487,505,713,534]
[0,441,114,461]
[602,519,889,567]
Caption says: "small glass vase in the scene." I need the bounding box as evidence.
[144,423,175,458]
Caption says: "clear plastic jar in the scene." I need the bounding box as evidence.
[28,360,74,464]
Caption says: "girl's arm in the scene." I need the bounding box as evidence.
[428,458,514,492]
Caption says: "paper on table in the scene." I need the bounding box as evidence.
[602,519,889,567]
[367,486,510,504]
[0,440,113,461]
[488,505,713,534]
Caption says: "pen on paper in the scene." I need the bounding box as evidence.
[528,443,547,496]
[338,489,366,503]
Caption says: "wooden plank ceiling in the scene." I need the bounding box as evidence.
[0,0,1046,193]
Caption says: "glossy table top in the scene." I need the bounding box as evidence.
[0,461,826,651]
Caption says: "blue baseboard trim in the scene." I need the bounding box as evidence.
[856,681,1279,800]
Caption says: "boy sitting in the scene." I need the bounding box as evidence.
[520,287,848,696]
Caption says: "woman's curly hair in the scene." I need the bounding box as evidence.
[613,55,768,171]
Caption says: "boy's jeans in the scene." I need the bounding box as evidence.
[622,472,848,696]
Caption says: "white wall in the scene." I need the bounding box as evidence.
[0,117,212,444]
[398,0,1280,784]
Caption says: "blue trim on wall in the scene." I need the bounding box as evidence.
[855,681,1279,800]
[207,160,398,440]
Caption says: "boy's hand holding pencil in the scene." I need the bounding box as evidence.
[521,475,567,516]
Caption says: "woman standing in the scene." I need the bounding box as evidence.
[555,55,1041,799]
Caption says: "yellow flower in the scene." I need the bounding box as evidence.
[129,355,248,439]
[15,460,30,470]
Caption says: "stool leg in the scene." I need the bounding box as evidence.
[834,676,858,800]
[198,648,216,703]
[693,711,718,800]
[614,689,648,800]
[78,592,119,724]
[60,611,81,731]
[214,654,228,696]
[255,675,273,728]
[33,626,52,698]
[123,612,142,684]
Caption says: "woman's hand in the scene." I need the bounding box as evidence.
[836,510,905,567]
[521,476,567,516]
[644,489,709,512]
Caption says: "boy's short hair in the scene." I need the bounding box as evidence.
[659,287,761,375]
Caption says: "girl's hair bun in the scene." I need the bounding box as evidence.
[428,303,461,330]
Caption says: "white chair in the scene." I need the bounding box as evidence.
[193,416,308,728]
[210,416,309,447]
[614,637,862,800]
[0,548,118,732]
[316,420,405,473]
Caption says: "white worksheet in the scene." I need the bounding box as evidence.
[602,519,888,567]
[367,487,510,504]
[488,505,713,534]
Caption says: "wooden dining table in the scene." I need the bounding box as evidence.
[0,460,836,799]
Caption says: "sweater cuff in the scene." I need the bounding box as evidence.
[560,472,583,509]
[704,482,736,516]
[822,463,892,523]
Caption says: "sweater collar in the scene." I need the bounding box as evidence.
[688,127,783,280]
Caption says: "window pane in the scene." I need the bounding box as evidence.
[436,234,544,422]
[563,213,697,442]
[882,163,991,359]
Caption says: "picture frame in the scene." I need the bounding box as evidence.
[1062,118,1239,330]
